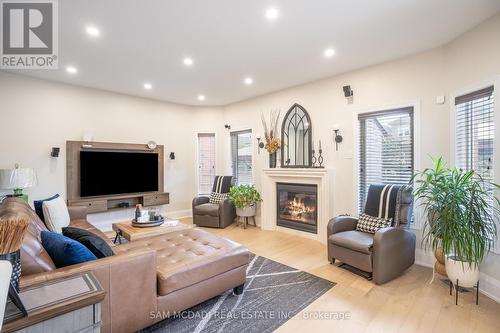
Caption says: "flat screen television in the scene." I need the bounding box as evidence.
[80,150,159,197]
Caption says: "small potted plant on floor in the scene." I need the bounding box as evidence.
[229,184,262,219]
[412,157,499,288]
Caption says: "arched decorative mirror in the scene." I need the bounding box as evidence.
[281,104,312,167]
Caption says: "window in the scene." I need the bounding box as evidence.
[358,107,414,211]
[230,130,253,185]
[197,133,216,194]
[455,86,494,180]
[455,86,495,218]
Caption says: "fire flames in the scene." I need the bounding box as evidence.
[284,195,316,221]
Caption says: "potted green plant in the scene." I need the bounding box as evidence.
[228,184,262,217]
[412,157,499,287]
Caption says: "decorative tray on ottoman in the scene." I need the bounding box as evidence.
[131,218,164,228]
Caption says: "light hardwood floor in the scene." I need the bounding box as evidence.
[182,219,500,333]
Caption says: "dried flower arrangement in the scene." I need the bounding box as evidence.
[261,109,281,153]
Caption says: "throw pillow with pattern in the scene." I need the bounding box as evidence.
[356,213,392,234]
[209,192,229,204]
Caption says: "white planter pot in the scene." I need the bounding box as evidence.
[236,205,256,217]
[445,256,480,288]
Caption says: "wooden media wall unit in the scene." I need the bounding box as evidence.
[66,141,169,213]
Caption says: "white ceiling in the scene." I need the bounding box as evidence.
[6,0,500,106]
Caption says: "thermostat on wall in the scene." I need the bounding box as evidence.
[436,95,445,104]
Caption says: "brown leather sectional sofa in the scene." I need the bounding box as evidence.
[0,198,249,333]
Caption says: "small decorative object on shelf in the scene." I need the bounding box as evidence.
[0,217,30,316]
[147,141,157,150]
[261,109,281,168]
[132,208,165,228]
[311,149,317,167]
[318,140,324,168]
[269,152,277,168]
[135,204,142,221]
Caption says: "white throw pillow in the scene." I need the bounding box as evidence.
[42,196,70,233]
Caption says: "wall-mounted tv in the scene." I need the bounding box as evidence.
[80,150,159,197]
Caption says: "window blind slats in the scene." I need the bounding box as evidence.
[358,108,414,212]
[231,130,253,185]
[455,86,494,181]
[197,133,216,195]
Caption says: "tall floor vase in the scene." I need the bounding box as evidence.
[269,152,277,168]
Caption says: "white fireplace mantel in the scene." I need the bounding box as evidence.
[260,168,334,244]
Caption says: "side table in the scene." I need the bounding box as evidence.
[2,272,105,333]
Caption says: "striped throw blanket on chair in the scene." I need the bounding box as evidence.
[363,184,409,227]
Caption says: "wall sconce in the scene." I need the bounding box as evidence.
[333,124,343,151]
[224,124,231,130]
[255,133,264,154]
[169,152,175,160]
[51,147,60,157]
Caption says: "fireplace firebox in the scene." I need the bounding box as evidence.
[277,183,318,234]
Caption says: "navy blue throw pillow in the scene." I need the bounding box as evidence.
[34,194,60,222]
[41,231,97,268]
[62,227,114,258]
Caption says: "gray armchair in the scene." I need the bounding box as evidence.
[327,185,415,284]
[192,176,236,228]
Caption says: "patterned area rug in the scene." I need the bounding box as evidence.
[140,254,335,333]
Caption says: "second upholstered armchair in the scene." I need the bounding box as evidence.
[192,176,236,228]
[327,184,415,285]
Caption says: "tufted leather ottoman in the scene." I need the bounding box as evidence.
[113,227,250,296]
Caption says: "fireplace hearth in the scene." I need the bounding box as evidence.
[277,183,318,234]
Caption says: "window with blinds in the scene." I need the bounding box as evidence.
[455,86,495,200]
[358,107,414,212]
[230,130,253,185]
[197,133,216,195]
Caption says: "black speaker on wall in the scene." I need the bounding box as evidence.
[343,85,353,98]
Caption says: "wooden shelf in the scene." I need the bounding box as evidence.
[68,192,169,213]
[66,141,169,213]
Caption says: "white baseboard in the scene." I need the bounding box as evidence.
[164,209,192,219]
[414,248,500,303]
[415,248,435,267]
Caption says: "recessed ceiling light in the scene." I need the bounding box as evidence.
[85,26,100,37]
[143,83,152,90]
[244,77,254,85]
[324,48,335,58]
[198,95,206,101]
[183,57,194,66]
[66,66,78,74]
[265,7,279,21]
